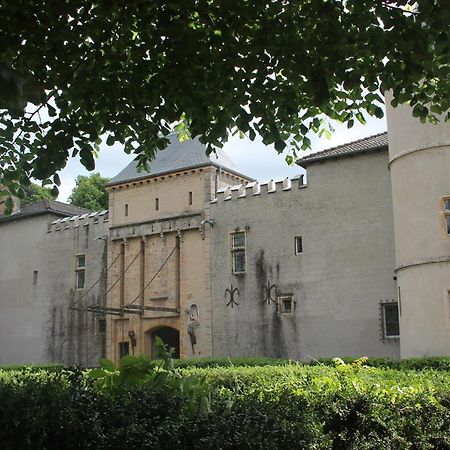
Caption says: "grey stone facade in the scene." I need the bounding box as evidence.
[210,149,399,360]
[0,202,108,366]
[1,116,448,365]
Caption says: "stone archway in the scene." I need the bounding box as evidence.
[149,326,180,359]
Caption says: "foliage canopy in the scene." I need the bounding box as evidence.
[68,172,110,211]
[1,1,449,210]
[20,182,57,206]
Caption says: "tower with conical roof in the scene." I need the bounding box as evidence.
[104,135,252,361]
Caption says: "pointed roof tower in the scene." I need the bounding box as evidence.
[108,135,251,186]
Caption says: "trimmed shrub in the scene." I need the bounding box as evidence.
[1,362,449,449]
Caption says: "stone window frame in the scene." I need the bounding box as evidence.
[379,300,400,340]
[75,253,86,290]
[277,293,295,316]
[230,230,246,274]
[441,196,450,238]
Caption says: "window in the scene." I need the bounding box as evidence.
[125,203,128,217]
[119,341,129,359]
[381,302,400,339]
[75,254,86,290]
[33,270,38,286]
[97,319,106,333]
[446,290,450,329]
[278,294,295,316]
[155,198,159,211]
[188,191,193,205]
[442,197,450,236]
[231,231,246,274]
[295,236,303,255]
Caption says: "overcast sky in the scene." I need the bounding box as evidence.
[57,114,387,202]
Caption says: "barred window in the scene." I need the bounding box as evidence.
[278,294,295,316]
[382,302,400,338]
[231,231,246,274]
[75,254,86,290]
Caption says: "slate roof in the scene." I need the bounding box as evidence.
[0,200,91,223]
[108,134,251,186]
[298,132,388,166]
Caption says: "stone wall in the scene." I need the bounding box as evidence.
[210,150,399,360]
[0,211,108,366]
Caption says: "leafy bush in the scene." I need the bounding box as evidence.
[1,358,450,449]
[0,363,63,371]
[313,356,450,371]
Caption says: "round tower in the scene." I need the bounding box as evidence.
[385,92,450,357]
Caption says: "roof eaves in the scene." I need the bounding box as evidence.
[297,144,388,168]
[0,209,71,224]
[107,162,254,187]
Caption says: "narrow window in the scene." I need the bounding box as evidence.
[75,254,86,290]
[446,290,450,328]
[294,236,303,255]
[119,341,129,359]
[381,302,400,339]
[97,319,106,333]
[443,197,450,236]
[125,204,129,217]
[155,198,159,211]
[188,191,193,205]
[278,294,295,315]
[33,270,38,286]
[231,231,246,274]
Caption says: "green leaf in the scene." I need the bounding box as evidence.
[356,112,366,125]
[80,147,95,171]
[274,139,286,152]
[88,368,107,379]
[99,358,116,372]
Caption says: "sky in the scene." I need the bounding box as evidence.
[56,114,387,202]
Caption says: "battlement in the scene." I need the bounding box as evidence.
[48,210,109,233]
[211,175,305,204]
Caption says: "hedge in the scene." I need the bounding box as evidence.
[154,355,450,370]
[1,361,450,449]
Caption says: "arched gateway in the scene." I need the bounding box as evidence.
[148,327,180,359]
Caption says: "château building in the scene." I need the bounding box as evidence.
[0,102,448,365]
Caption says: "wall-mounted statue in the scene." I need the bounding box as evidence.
[187,304,200,353]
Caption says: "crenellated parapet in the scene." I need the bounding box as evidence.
[211,175,305,204]
[47,210,109,233]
